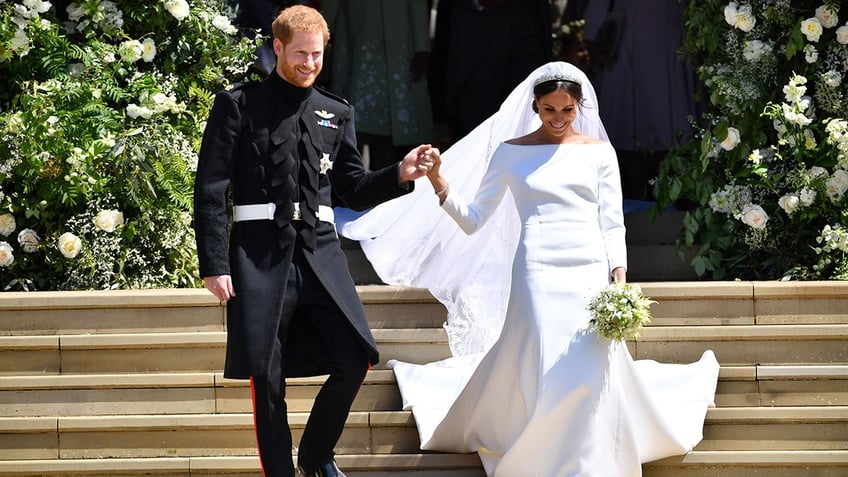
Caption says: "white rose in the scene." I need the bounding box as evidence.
[778,194,800,215]
[724,2,738,27]
[58,232,82,259]
[164,0,190,21]
[0,213,16,236]
[815,5,839,29]
[93,209,124,232]
[826,170,848,202]
[0,242,14,267]
[735,8,756,32]
[741,203,769,229]
[141,37,156,62]
[720,127,741,151]
[119,39,143,62]
[837,25,848,45]
[17,228,40,253]
[800,18,823,42]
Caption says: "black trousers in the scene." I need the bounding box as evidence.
[250,246,370,477]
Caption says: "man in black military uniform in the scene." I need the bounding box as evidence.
[193,5,435,477]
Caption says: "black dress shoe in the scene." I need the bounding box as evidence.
[298,459,347,477]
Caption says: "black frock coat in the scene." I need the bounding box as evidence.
[194,71,413,379]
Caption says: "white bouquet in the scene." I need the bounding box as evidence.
[587,282,656,341]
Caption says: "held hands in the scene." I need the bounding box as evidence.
[398,144,440,183]
[204,275,235,302]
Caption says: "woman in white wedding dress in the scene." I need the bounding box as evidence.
[338,62,719,476]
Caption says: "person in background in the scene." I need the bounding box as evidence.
[193,5,434,477]
[428,0,551,144]
[583,0,700,201]
[321,0,434,171]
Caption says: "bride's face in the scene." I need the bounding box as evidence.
[535,89,579,140]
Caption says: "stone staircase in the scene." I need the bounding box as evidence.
[0,282,847,476]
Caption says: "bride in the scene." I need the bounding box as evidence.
[338,62,719,476]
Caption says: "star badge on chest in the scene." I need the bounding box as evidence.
[320,153,333,175]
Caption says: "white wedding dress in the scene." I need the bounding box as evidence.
[337,62,720,477]
[385,142,719,476]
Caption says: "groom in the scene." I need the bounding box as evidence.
[193,5,434,477]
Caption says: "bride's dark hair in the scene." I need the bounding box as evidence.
[532,79,584,104]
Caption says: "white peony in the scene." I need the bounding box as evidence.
[0,213,16,236]
[119,39,143,62]
[800,18,823,42]
[58,232,82,259]
[720,127,741,151]
[17,228,40,253]
[0,242,14,267]
[93,209,124,232]
[741,203,769,229]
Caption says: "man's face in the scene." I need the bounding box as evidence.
[274,30,324,88]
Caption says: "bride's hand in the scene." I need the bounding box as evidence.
[422,147,441,179]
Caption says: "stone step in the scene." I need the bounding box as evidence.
[2,283,845,337]
[2,322,846,375]
[2,407,845,461]
[2,365,847,418]
[3,451,848,477]
[0,287,447,336]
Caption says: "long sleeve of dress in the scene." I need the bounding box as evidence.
[440,149,509,235]
[597,145,627,273]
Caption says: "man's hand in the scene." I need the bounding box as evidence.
[398,144,438,183]
[204,274,235,302]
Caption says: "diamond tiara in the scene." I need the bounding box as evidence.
[533,72,582,88]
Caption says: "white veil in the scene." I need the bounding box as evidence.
[337,62,608,357]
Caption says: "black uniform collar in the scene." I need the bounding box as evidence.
[267,69,312,101]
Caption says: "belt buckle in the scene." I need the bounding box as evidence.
[292,202,302,221]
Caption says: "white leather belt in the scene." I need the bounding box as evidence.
[233,203,335,224]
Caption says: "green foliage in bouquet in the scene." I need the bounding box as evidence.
[0,0,261,290]
[653,0,848,280]
[587,282,655,342]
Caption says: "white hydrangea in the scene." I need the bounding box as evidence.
[212,14,237,35]
[742,39,772,61]
[799,187,817,206]
[119,39,143,62]
[804,44,818,63]
[825,169,848,202]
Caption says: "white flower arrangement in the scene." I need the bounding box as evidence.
[655,1,848,279]
[587,283,655,342]
[0,0,258,290]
